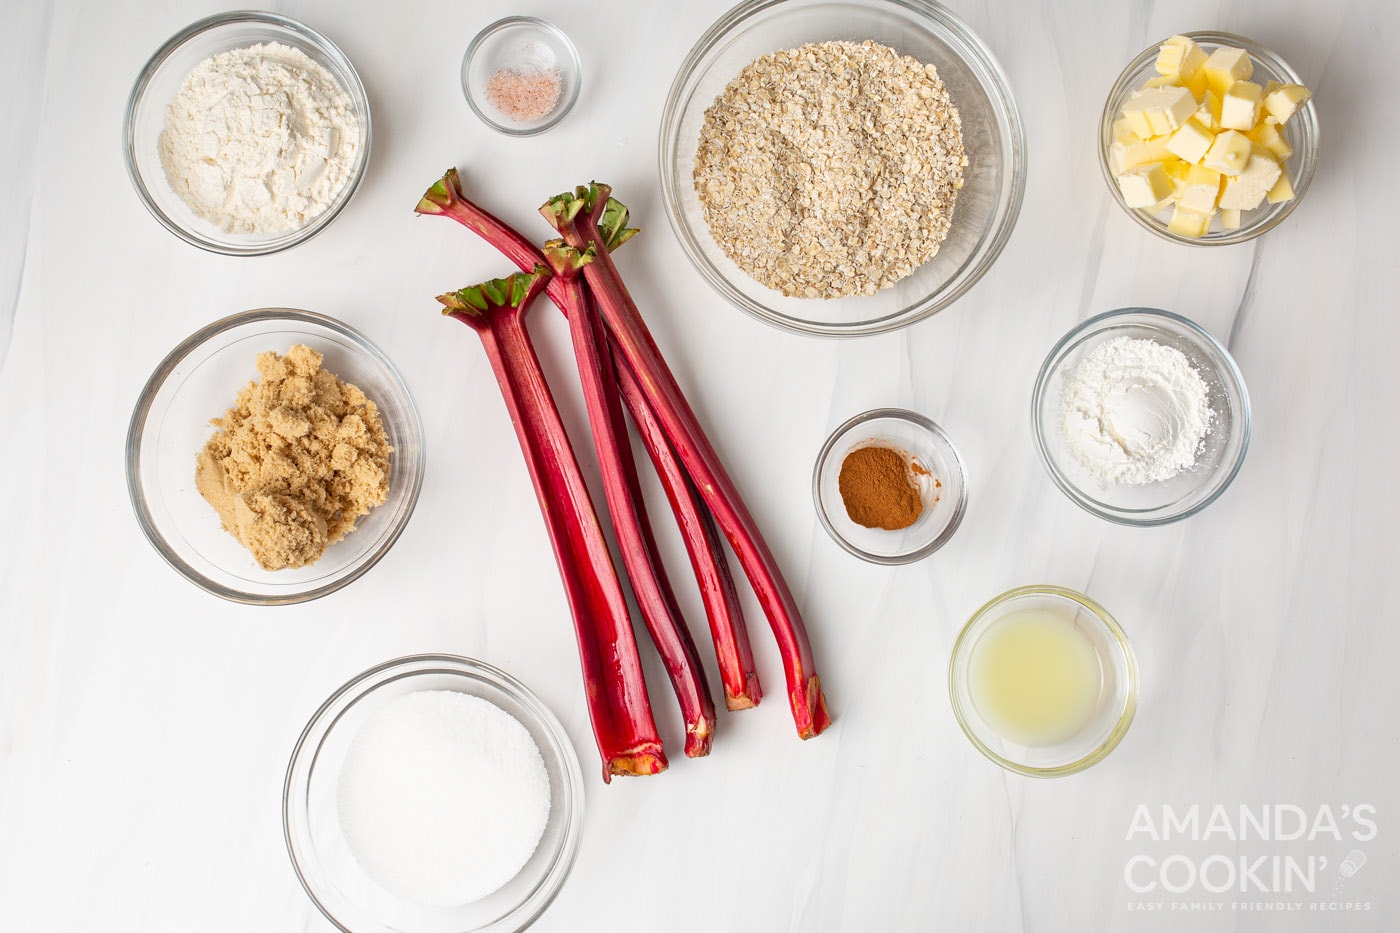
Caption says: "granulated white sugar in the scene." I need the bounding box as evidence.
[336,689,550,906]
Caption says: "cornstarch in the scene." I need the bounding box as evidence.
[1061,336,1212,486]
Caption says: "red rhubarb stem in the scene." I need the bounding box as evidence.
[419,168,760,718]
[437,268,666,781]
[543,185,831,739]
[616,361,761,711]
[543,243,717,756]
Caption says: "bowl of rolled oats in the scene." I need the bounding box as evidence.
[659,0,1025,337]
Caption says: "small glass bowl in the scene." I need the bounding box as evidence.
[126,309,425,604]
[659,0,1026,337]
[949,585,1138,777]
[1099,31,1319,245]
[1032,308,1250,526]
[284,655,585,933]
[123,11,372,255]
[461,17,582,136]
[813,409,967,564]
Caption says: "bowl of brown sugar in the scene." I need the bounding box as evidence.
[813,408,967,564]
[127,309,425,604]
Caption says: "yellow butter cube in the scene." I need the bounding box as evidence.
[1166,117,1217,163]
[1202,129,1252,176]
[1263,83,1312,124]
[1178,164,1225,212]
[1145,75,1184,89]
[1168,205,1214,238]
[1156,35,1208,77]
[1197,90,1223,131]
[1220,80,1263,131]
[1221,208,1242,229]
[1204,46,1253,97]
[1218,153,1282,210]
[1116,162,1175,208]
[1266,170,1295,204]
[1122,86,1198,137]
[1112,117,1138,145]
[1247,120,1293,160]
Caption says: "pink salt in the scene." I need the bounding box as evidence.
[484,68,562,122]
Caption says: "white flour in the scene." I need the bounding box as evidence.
[158,42,359,235]
[1061,336,1212,486]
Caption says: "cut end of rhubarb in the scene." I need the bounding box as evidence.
[724,673,762,711]
[683,715,716,758]
[541,238,596,277]
[606,749,669,782]
[416,167,464,215]
[437,266,550,319]
[795,675,831,739]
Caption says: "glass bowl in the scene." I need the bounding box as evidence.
[1032,308,1250,526]
[659,0,1026,337]
[284,655,585,933]
[461,17,582,136]
[126,309,425,604]
[1099,31,1319,245]
[123,11,372,255]
[949,585,1138,777]
[813,408,967,564]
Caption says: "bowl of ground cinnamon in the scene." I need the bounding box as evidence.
[813,408,967,564]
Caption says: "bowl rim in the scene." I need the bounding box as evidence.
[657,0,1027,338]
[948,584,1139,777]
[460,15,583,137]
[125,307,425,605]
[812,407,969,564]
[1097,30,1319,247]
[282,653,586,933]
[122,9,373,256]
[1030,306,1252,526]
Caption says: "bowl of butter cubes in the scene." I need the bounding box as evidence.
[1099,31,1317,245]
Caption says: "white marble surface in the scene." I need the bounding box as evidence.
[2,0,1397,930]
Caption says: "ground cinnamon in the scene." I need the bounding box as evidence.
[837,445,925,530]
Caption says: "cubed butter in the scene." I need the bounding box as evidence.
[1109,139,1150,174]
[1266,170,1295,204]
[1112,117,1138,145]
[1220,80,1263,131]
[1168,205,1214,238]
[1197,89,1223,131]
[1218,153,1282,210]
[1156,35,1209,79]
[1178,164,1225,212]
[1145,75,1184,89]
[1121,86,1198,137]
[1166,117,1217,163]
[1221,208,1242,230]
[1247,120,1293,160]
[1202,129,1253,176]
[1262,83,1312,124]
[1203,46,1253,97]
[1116,162,1175,208]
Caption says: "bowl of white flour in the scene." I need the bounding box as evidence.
[1032,308,1251,525]
[124,11,371,255]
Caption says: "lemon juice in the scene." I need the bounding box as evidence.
[969,608,1103,746]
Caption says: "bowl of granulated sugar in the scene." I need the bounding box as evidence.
[461,17,581,136]
[284,654,584,933]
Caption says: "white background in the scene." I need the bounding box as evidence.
[1,0,1396,930]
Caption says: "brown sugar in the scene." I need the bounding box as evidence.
[195,344,392,570]
[837,444,925,530]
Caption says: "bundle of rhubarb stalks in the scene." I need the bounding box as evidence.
[418,170,830,781]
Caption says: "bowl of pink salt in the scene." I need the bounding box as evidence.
[461,16,581,136]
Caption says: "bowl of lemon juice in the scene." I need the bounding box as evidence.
[949,585,1138,776]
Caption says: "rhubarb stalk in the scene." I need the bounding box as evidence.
[418,168,762,714]
[437,268,666,780]
[542,241,717,756]
[543,185,831,739]
[616,363,760,710]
